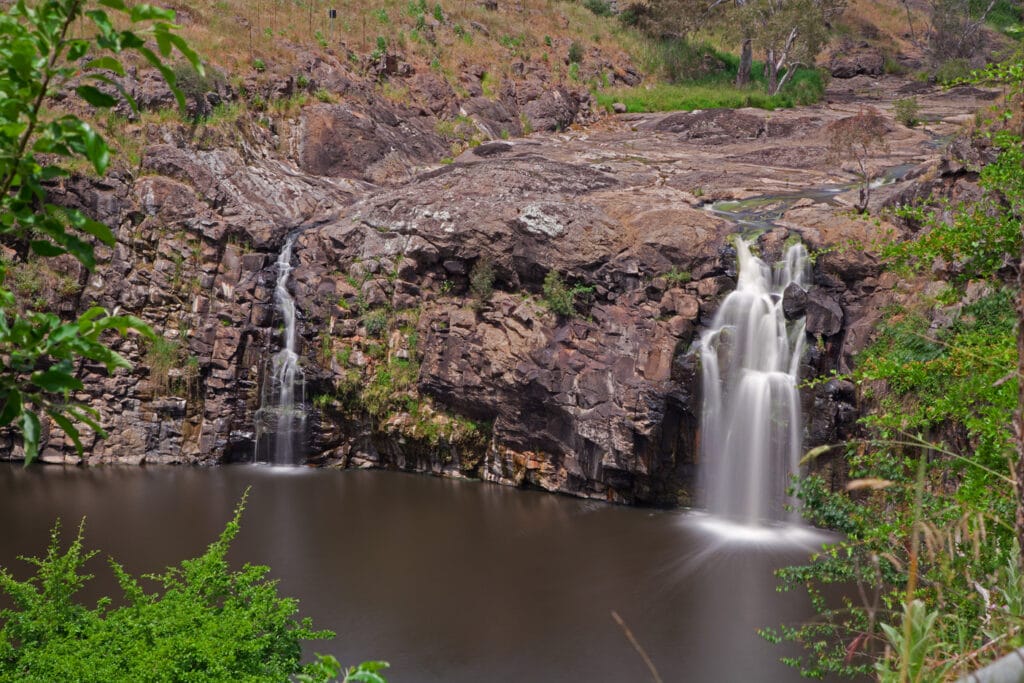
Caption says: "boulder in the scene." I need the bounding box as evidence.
[645,109,767,141]
[829,44,885,79]
[523,88,579,132]
[806,288,844,337]
[298,103,447,180]
[782,282,807,320]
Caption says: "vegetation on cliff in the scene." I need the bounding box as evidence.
[764,54,1024,679]
[0,0,204,463]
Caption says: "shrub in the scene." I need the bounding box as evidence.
[0,497,383,682]
[362,308,390,337]
[894,96,921,127]
[171,61,225,110]
[372,36,387,60]
[252,58,265,72]
[618,1,647,26]
[542,270,593,316]
[568,41,584,65]
[469,259,495,301]
[583,0,614,16]
[934,57,971,84]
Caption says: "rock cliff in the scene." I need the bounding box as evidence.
[1,71,996,505]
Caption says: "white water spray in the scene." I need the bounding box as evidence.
[255,234,306,464]
[700,238,810,524]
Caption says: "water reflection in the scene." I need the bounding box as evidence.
[0,465,831,682]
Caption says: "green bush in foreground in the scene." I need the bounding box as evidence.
[0,494,388,683]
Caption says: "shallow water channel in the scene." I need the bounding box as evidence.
[0,464,835,681]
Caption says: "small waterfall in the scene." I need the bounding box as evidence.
[255,234,306,465]
[700,238,810,524]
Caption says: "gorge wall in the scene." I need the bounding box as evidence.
[1,64,997,505]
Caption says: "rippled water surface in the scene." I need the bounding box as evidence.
[0,465,834,682]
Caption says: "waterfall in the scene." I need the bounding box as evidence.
[700,238,810,524]
[255,234,306,465]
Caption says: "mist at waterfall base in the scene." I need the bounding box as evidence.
[0,465,835,682]
[700,239,810,525]
[255,234,307,465]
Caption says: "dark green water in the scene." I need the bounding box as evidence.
[0,464,834,681]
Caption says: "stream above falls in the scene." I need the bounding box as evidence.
[0,464,834,682]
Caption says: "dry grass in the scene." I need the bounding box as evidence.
[120,0,646,94]
[834,0,931,57]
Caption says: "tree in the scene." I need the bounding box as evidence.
[0,0,201,463]
[826,108,889,213]
[925,0,999,66]
[731,0,844,94]
[629,0,715,41]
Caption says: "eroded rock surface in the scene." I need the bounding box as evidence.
[4,75,997,505]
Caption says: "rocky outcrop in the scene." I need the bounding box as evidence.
[297,103,447,180]
[0,115,361,465]
[286,149,726,503]
[5,71,998,508]
[522,88,581,132]
[829,43,886,79]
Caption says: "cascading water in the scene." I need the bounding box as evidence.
[254,234,306,465]
[700,238,810,524]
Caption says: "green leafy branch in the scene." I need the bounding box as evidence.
[0,0,201,462]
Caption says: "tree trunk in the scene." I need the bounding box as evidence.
[766,49,779,95]
[736,38,752,87]
[1016,105,1024,565]
[1015,243,1024,561]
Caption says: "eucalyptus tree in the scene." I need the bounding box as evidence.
[732,0,845,94]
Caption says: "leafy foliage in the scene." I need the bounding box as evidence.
[894,97,922,127]
[885,130,1024,281]
[826,108,889,212]
[0,495,388,682]
[542,270,593,317]
[469,258,495,302]
[766,53,1024,678]
[875,600,952,682]
[0,0,201,462]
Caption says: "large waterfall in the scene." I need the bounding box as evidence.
[255,234,306,465]
[700,238,810,524]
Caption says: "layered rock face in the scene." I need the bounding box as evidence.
[7,121,366,465]
[2,72,996,505]
[289,151,726,502]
